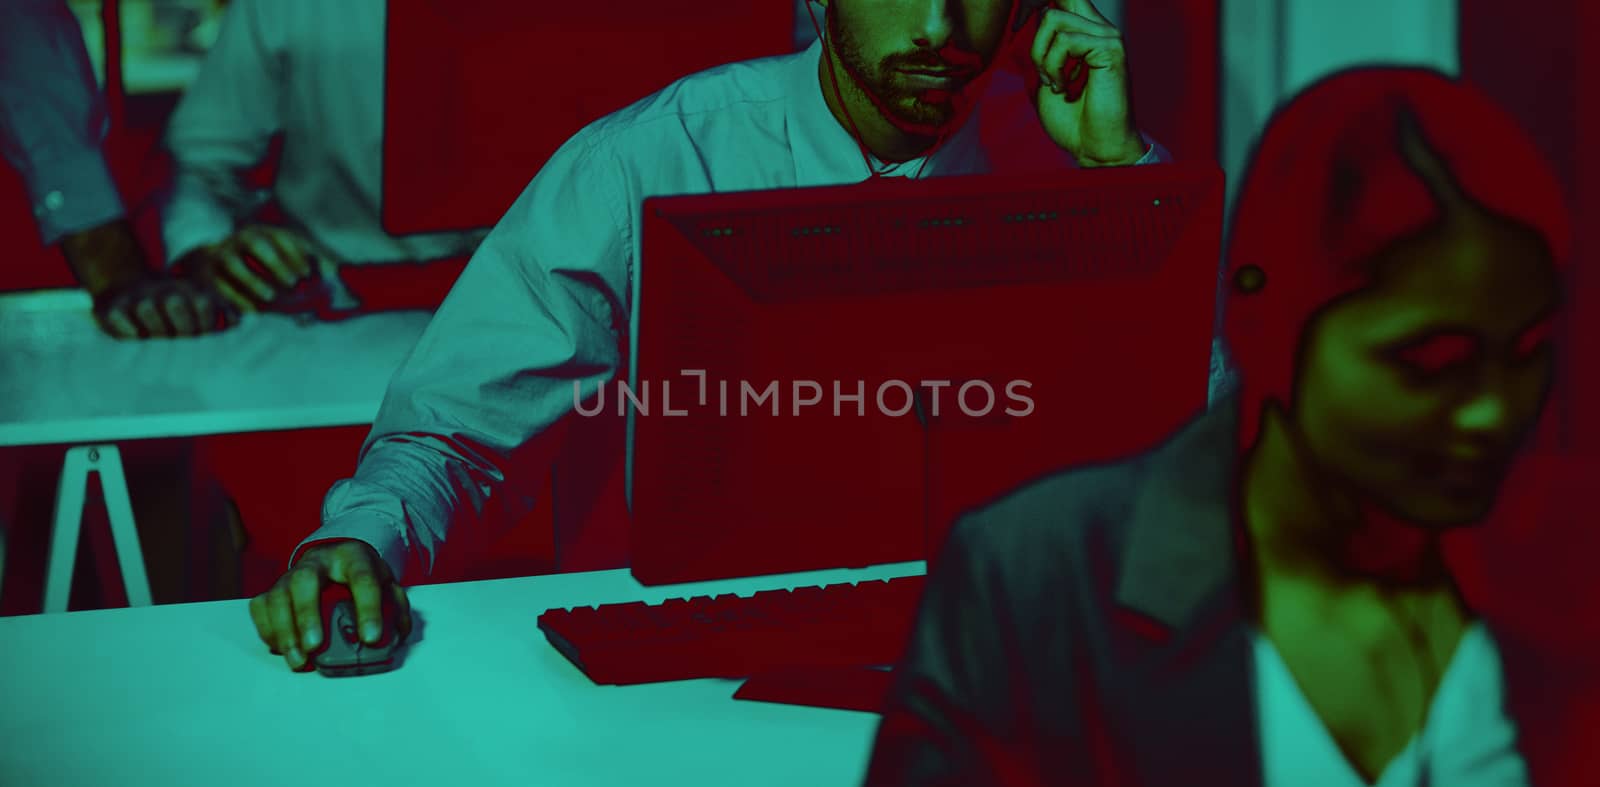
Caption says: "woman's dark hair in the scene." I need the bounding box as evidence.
[1222,67,1572,448]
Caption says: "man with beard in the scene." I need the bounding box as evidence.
[247,0,1173,671]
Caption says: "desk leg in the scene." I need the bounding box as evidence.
[0,448,20,611]
[43,445,153,613]
[0,511,7,607]
[42,448,89,612]
[97,446,153,607]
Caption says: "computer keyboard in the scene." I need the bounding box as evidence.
[538,575,926,685]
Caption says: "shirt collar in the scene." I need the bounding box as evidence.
[784,38,986,186]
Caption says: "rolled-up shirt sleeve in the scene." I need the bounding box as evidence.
[158,0,285,263]
[288,130,633,581]
[1134,132,1170,165]
[0,0,125,245]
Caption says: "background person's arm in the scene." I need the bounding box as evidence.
[158,0,284,266]
[0,0,129,260]
[0,0,225,337]
[160,0,322,312]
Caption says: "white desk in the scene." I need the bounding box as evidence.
[0,561,924,787]
[0,289,432,611]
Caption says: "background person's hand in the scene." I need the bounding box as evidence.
[92,272,233,338]
[59,218,231,338]
[178,224,317,315]
[248,539,411,672]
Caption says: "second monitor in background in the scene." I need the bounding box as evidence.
[630,162,1226,585]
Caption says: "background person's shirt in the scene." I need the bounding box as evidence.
[0,0,126,246]
[290,36,1178,580]
[158,0,485,267]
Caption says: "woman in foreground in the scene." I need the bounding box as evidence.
[863,66,1573,787]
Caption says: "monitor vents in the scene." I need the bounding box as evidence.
[667,186,1199,303]
[791,225,842,236]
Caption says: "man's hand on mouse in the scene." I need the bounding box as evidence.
[175,224,318,315]
[248,539,412,672]
[1028,0,1147,168]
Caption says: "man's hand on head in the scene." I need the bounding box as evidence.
[1027,0,1148,167]
[177,224,318,316]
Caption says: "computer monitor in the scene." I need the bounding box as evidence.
[628,163,1226,585]
[382,0,795,234]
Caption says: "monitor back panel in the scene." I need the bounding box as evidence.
[631,164,1225,585]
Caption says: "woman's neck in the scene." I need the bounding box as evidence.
[1241,405,1453,593]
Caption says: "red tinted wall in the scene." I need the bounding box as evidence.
[0,106,171,292]
[1460,0,1582,450]
[1123,0,1220,164]
[1458,3,1595,782]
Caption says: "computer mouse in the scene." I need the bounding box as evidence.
[309,584,408,677]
